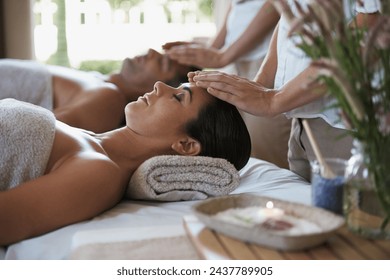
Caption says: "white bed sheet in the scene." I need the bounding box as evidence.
[2,158,311,260]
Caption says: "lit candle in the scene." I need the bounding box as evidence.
[258,201,284,219]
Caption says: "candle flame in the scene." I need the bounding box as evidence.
[266,201,274,209]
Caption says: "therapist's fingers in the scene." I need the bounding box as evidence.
[188,70,225,83]
[206,85,265,115]
[166,45,197,57]
[188,71,215,83]
[168,48,201,65]
[187,71,202,83]
[191,71,270,114]
[193,71,242,84]
[193,72,249,94]
[162,41,190,50]
[168,52,197,66]
[190,70,221,76]
[197,78,249,107]
[204,85,239,105]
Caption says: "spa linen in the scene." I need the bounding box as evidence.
[0,99,56,190]
[127,155,240,201]
[0,59,53,110]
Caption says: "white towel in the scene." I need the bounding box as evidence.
[0,59,53,110]
[126,155,240,201]
[0,99,56,190]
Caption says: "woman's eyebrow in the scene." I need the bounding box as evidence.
[182,86,193,102]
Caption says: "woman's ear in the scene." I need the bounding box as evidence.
[171,137,201,156]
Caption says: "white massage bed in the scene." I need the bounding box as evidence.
[1,158,311,260]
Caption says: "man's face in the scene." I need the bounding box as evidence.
[120,49,190,95]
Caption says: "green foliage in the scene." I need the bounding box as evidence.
[198,0,213,18]
[107,0,142,9]
[78,60,122,74]
[48,0,70,67]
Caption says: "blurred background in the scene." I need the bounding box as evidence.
[0,0,228,73]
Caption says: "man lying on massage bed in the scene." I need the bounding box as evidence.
[0,81,251,246]
[0,49,198,133]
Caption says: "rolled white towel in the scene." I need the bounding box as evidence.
[126,155,240,201]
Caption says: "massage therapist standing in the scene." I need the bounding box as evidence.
[188,0,381,181]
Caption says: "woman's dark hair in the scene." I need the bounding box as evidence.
[185,98,251,170]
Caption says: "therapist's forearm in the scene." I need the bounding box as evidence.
[208,3,231,49]
[221,1,280,65]
[269,66,327,116]
[254,22,279,88]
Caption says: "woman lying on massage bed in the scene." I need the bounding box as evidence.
[0,81,251,246]
[0,49,198,133]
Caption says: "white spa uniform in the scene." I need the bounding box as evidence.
[223,0,273,78]
[224,0,272,63]
[274,0,382,180]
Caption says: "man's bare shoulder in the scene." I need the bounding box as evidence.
[48,64,110,86]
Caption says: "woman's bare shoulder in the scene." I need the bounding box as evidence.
[0,155,125,245]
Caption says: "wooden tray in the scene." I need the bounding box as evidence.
[183,215,390,260]
[192,194,345,251]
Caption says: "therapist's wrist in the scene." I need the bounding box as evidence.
[219,49,237,67]
[265,88,284,117]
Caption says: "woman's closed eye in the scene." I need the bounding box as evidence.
[173,93,185,102]
[173,86,192,103]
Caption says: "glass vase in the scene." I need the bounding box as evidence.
[344,141,390,239]
[344,177,390,239]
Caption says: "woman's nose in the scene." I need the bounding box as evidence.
[154,81,174,96]
[154,81,164,96]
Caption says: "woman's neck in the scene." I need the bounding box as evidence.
[97,126,172,176]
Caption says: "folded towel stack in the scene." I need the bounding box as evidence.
[126,155,240,201]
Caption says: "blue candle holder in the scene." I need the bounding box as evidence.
[311,158,348,215]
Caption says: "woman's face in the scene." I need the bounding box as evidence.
[125,81,214,139]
